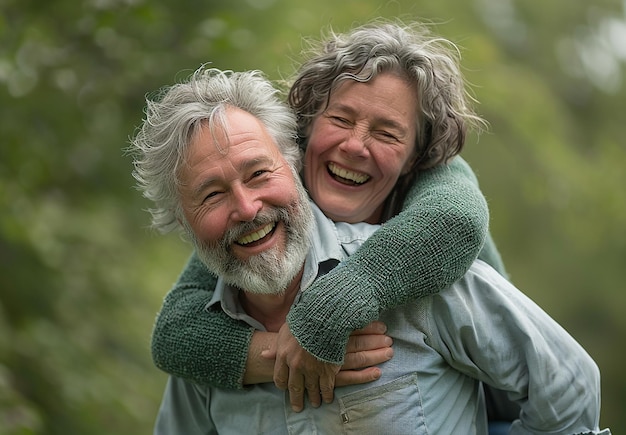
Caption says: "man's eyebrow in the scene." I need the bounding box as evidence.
[191,176,219,201]
[239,156,274,173]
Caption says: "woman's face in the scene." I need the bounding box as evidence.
[303,72,418,224]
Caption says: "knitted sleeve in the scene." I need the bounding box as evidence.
[286,157,502,364]
[150,252,254,389]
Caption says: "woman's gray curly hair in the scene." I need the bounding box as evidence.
[289,19,486,170]
[130,67,301,234]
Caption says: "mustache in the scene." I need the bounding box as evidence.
[218,207,288,249]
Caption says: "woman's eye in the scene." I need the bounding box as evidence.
[330,116,350,125]
[377,131,398,142]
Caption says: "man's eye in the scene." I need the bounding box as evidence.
[203,191,221,202]
[251,170,268,178]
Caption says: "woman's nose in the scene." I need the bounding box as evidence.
[339,131,369,158]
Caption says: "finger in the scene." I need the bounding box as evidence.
[287,370,305,412]
[346,334,393,352]
[259,331,277,360]
[335,367,382,387]
[319,374,335,404]
[351,321,387,336]
[261,344,277,360]
[304,375,321,408]
[342,347,394,370]
[273,361,289,391]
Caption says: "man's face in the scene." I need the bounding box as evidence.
[177,107,313,294]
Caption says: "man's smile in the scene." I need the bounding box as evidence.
[236,222,277,246]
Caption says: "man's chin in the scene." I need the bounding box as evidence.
[220,267,294,295]
[230,254,302,295]
[195,247,295,295]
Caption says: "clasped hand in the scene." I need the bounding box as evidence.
[264,321,393,412]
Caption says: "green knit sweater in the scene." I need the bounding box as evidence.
[150,157,507,387]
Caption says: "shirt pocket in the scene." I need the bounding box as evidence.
[337,373,427,434]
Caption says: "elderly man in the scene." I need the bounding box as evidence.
[131,68,609,434]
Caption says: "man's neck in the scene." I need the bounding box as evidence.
[238,269,304,333]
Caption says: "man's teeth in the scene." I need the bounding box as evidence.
[328,162,369,184]
[237,223,275,245]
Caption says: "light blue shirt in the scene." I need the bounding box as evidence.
[154,203,609,435]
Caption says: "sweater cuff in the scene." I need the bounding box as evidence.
[286,267,380,364]
[151,296,254,389]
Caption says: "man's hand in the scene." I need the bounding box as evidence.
[265,321,393,412]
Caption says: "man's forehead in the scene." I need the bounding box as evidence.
[187,108,280,159]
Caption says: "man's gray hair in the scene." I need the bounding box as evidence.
[130,67,301,234]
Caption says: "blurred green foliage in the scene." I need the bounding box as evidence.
[1,0,624,433]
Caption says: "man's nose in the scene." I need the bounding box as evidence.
[230,185,262,222]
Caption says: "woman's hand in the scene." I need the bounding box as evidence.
[265,321,393,412]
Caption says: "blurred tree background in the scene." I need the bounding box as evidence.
[1,0,624,433]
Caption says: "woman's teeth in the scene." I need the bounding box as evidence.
[237,223,276,245]
[328,162,369,184]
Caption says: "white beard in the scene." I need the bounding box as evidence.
[186,180,313,295]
